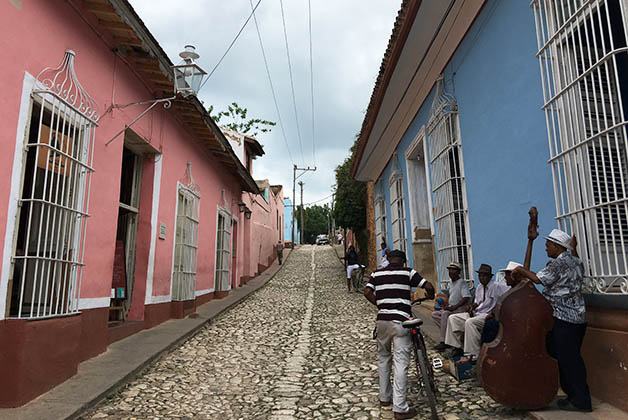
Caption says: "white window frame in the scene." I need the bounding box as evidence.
[171,185,199,301]
[215,208,232,292]
[389,174,407,253]
[427,78,473,290]
[3,52,97,319]
[533,0,628,294]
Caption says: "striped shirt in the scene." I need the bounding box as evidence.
[365,265,426,321]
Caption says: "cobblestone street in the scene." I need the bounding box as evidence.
[82,246,528,420]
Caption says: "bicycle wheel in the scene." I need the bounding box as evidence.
[415,344,438,419]
[418,333,438,397]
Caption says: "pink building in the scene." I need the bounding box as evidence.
[0,0,275,407]
[224,130,285,285]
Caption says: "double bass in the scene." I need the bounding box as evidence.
[477,207,558,409]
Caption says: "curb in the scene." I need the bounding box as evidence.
[67,249,293,420]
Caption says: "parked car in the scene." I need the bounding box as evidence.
[316,234,330,245]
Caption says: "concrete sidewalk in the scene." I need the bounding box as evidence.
[412,304,628,420]
[0,248,293,420]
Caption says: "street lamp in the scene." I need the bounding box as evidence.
[105,45,208,145]
[173,45,208,98]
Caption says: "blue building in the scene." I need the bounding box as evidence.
[284,198,300,244]
[352,0,628,410]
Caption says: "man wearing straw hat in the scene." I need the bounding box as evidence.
[432,261,471,351]
[513,229,592,413]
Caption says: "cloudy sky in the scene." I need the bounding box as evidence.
[129,0,400,206]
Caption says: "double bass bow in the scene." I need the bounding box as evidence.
[477,207,558,410]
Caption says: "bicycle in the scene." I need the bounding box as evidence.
[350,264,367,292]
[402,297,439,420]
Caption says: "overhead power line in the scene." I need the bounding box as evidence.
[308,0,316,166]
[279,0,305,165]
[303,193,333,206]
[200,0,262,90]
[249,0,294,166]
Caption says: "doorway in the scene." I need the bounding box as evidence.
[110,146,143,326]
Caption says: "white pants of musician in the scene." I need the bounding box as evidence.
[445,312,488,355]
[346,264,360,279]
[376,320,412,414]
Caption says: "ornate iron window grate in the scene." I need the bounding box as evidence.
[427,78,473,290]
[8,51,96,318]
[215,210,232,292]
[533,0,628,294]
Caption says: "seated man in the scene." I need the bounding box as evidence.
[479,261,523,345]
[432,261,471,351]
[445,263,509,358]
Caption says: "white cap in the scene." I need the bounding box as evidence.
[544,228,572,250]
[499,261,523,272]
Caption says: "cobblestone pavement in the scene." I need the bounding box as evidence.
[82,245,528,420]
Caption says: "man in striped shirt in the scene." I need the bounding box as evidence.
[364,250,435,419]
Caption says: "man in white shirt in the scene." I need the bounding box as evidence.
[445,263,509,358]
[432,261,471,351]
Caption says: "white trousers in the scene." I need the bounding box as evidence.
[445,312,487,354]
[376,320,412,413]
[346,264,360,279]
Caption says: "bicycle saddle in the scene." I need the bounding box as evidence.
[402,318,423,328]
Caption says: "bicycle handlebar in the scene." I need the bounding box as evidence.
[411,297,431,305]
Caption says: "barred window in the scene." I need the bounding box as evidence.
[390,176,407,253]
[215,211,232,291]
[8,51,96,319]
[172,188,199,301]
[533,0,628,294]
[428,78,472,289]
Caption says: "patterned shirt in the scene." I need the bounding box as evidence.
[537,252,586,324]
[366,265,426,322]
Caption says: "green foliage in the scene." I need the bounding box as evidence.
[208,102,276,137]
[296,204,330,244]
[333,137,366,232]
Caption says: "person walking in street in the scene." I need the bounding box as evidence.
[344,245,360,293]
[364,250,435,419]
[276,241,284,265]
[445,263,509,358]
[432,261,471,351]
[513,229,592,413]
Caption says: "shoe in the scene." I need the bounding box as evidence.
[394,407,417,419]
[380,400,392,407]
[434,342,450,351]
[348,290,352,293]
[450,347,464,358]
[557,399,592,412]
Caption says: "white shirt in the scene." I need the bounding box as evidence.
[473,280,509,315]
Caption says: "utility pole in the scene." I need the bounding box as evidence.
[291,164,316,246]
[298,181,304,244]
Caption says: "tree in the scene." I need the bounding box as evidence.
[333,137,368,263]
[296,204,330,244]
[208,102,276,137]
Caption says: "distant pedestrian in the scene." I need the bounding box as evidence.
[513,230,592,413]
[337,232,342,245]
[276,241,284,265]
[344,245,359,293]
[380,239,390,268]
[364,249,435,419]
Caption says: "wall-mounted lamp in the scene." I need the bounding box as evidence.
[105,45,208,146]
[237,201,247,213]
[173,45,208,98]
[244,209,252,220]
